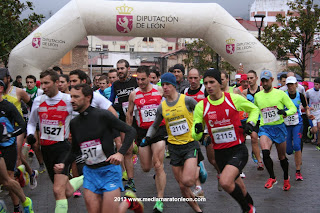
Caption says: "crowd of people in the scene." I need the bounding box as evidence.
[0,60,319,213]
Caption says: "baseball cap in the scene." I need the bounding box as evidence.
[260,70,273,80]
[302,81,308,87]
[161,72,177,87]
[286,76,297,84]
[240,74,248,82]
[0,68,10,80]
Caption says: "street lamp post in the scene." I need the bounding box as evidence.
[254,14,266,41]
[99,52,104,74]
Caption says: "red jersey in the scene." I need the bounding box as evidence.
[203,92,244,149]
[184,85,206,103]
[134,85,165,129]
[38,95,69,146]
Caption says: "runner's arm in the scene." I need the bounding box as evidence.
[18,88,33,108]
[27,96,40,135]
[63,120,81,168]
[126,91,135,126]
[281,92,297,116]
[10,103,26,137]
[231,94,259,125]
[109,84,116,103]
[146,104,164,138]
[192,100,204,141]
[185,96,198,112]
[94,92,118,117]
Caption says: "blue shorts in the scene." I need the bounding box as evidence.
[286,124,303,154]
[83,164,123,194]
[258,123,287,144]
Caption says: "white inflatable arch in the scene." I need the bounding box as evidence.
[8,0,277,81]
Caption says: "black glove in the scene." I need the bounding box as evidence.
[195,123,204,134]
[27,134,36,145]
[244,123,254,135]
[277,109,287,116]
[140,136,150,147]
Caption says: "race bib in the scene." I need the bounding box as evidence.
[211,125,237,144]
[284,113,299,126]
[80,139,107,165]
[122,102,129,114]
[141,104,157,122]
[261,106,280,123]
[312,102,320,111]
[40,120,64,141]
[169,118,189,136]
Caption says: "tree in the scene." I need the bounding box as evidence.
[183,39,235,75]
[262,0,320,80]
[0,0,44,66]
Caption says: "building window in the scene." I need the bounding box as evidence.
[143,37,148,42]
[161,47,167,52]
[130,45,134,52]
[149,37,154,42]
[61,51,72,65]
[103,45,108,51]
[96,45,101,51]
[149,46,154,51]
[168,46,173,51]
[120,45,126,50]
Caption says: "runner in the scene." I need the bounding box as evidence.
[58,74,70,94]
[254,70,297,191]
[306,77,320,149]
[55,83,143,213]
[0,68,37,190]
[183,68,211,197]
[126,66,166,213]
[149,68,161,86]
[284,76,313,180]
[241,70,264,170]
[0,79,33,213]
[24,75,45,174]
[171,64,190,93]
[146,72,203,213]
[109,59,138,192]
[27,70,83,213]
[192,68,259,213]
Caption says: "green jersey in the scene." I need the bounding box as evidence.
[254,88,297,126]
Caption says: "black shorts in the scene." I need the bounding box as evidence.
[41,140,71,182]
[0,143,17,171]
[168,141,204,167]
[215,143,248,173]
[136,125,167,146]
[241,120,260,134]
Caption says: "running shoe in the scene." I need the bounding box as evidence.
[240,172,246,178]
[192,187,204,198]
[122,170,128,181]
[133,143,139,155]
[245,204,256,213]
[16,165,26,187]
[38,164,46,174]
[73,189,82,198]
[295,172,303,181]
[264,178,277,189]
[165,150,170,158]
[257,162,264,171]
[124,179,137,192]
[124,190,144,213]
[198,161,207,184]
[29,170,38,190]
[251,152,258,163]
[283,178,291,191]
[23,197,34,213]
[307,126,313,139]
[132,154,138,165]
[316,145,320,151]
[217,174,222,191]
[153,200,163,213]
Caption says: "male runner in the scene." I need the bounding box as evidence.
[27,70,83,213]
[109,59,138,191]
[126,66,166,212]
[24,75,45,174]
[54,84,143,213]
[241,70,264,170]
[0,79,32,213]
[149,69,161,85]
[254,70,297,191]
[58,74,70,94]
[0,68,37,189]
[171,64,190,93]
[146,72,203,213]
[97,75,109,98]
[284,76,313,180]
[183,68,211,197]
[306,77,320,149]
[192,68,259,213]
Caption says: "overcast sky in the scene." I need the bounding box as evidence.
[21,0,256,20]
